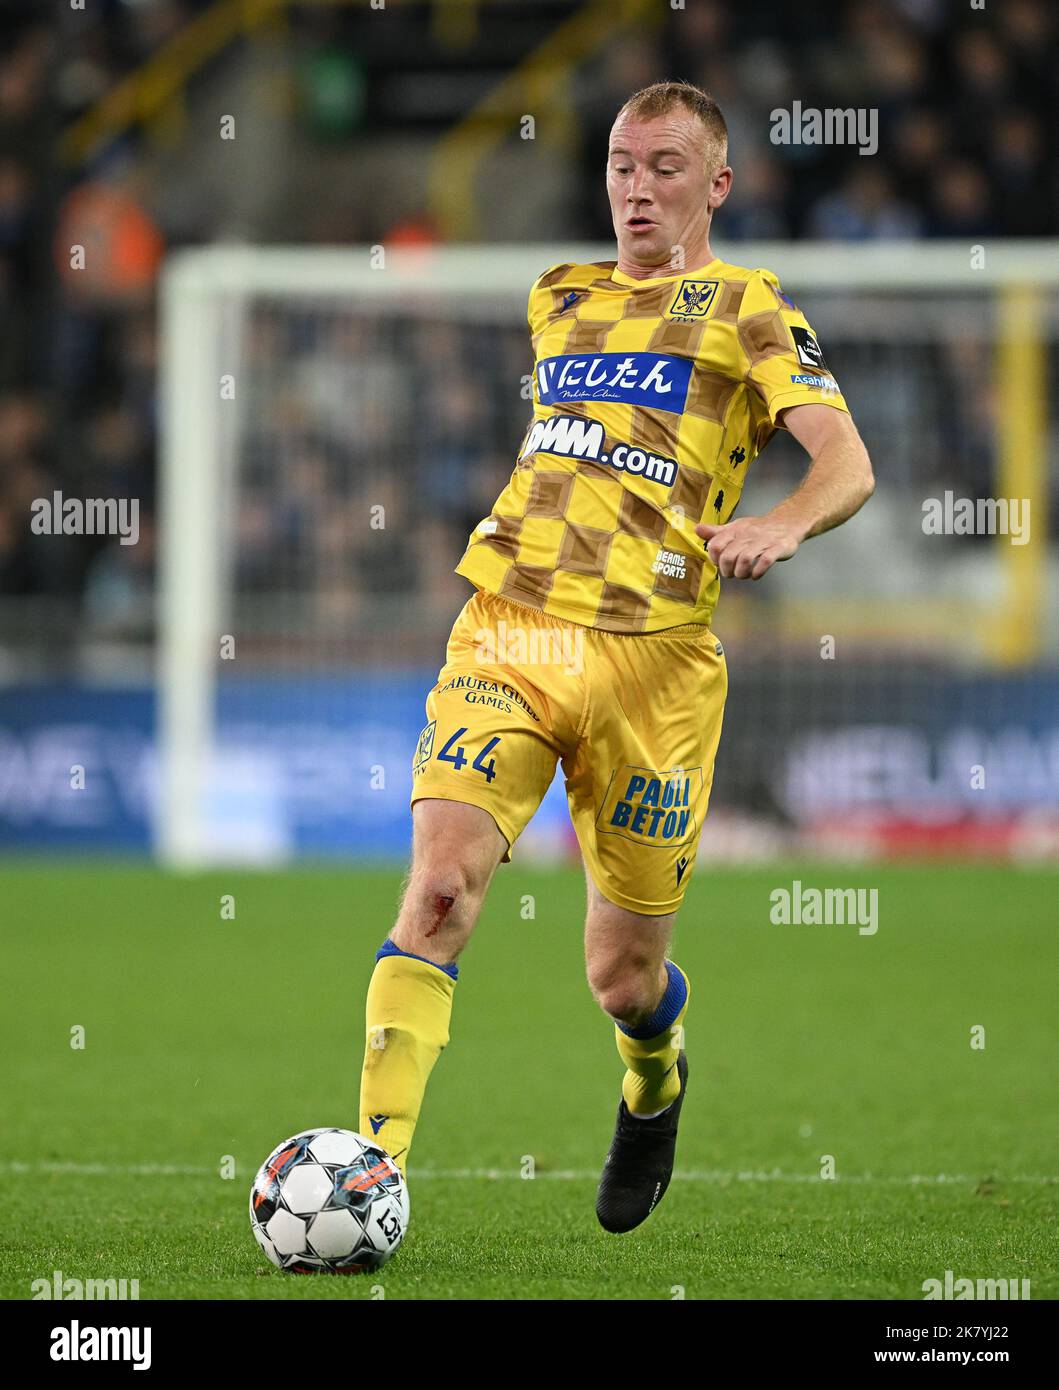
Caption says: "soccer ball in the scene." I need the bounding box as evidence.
[249,1127,409,1273]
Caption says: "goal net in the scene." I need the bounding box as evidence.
[158,242,1059,867]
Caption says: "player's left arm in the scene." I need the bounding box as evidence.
[696,404,874,581]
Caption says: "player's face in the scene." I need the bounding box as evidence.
[606,112,728,270]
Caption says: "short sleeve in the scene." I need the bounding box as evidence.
[527,274,542,335]
[527,265,562,338]
[736,269,849,426]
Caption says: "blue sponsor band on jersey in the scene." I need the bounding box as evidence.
[536,351,693,413]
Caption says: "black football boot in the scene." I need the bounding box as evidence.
[596,1051,689,1233]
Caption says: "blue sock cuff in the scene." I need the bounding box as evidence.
[617,960,686,1039]
[376,938,458,981]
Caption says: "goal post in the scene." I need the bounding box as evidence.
[157,241,1059,868]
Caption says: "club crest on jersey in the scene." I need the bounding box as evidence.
[412,720,436,773]
[666,278,719,321]
[535,352,692,413]
[596,766,704,846]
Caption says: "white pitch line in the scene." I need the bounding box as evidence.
[4,1161,211,1177]
[2,1161,1056,1184]
[416,1169,1059,1185]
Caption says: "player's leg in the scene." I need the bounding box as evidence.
[392,797,508,965]
[583,878,687,1115]
[359,799,506,1173]
[359,588,582,1174]
[566,619,727,1230]
[583,880,691,1233]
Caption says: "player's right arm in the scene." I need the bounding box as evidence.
[696,267,874,580]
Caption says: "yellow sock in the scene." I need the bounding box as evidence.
[615,961,690,1115]
[359,942,457,1174]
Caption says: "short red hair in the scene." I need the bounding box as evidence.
[615,81,728,166]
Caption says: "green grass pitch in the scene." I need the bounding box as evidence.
[2,861,1056,1300]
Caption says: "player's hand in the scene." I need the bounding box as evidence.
[695,515,802,580]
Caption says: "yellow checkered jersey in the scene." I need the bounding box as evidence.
[455,257,850,633]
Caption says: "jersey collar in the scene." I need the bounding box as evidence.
[610,257,722,287]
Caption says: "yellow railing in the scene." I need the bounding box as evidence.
[63,0,659,240]
[428,0,661,239]
[60,0,292,166]
[994,285,1048,666]
[59,0,597,170]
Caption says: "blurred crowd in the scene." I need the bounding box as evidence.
[234,309,526,630]
[578,0,1058,241]
[0,0,1055,646]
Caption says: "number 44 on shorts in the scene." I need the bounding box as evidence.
[414,722,501,783]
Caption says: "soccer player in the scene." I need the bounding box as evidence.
[359,81,874,1233]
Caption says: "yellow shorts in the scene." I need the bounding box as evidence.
[410,589,728,915]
